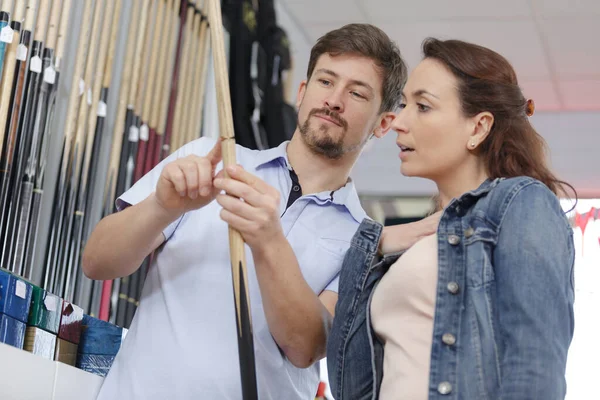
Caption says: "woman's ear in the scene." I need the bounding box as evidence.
[467,111,494,150]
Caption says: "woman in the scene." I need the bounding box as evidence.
[327,38,575,400]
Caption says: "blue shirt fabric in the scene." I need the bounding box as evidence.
[327,177,575,400]
[96,138,366,400]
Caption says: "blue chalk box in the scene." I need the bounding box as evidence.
[0,313,26,349]
[0,269,33,323]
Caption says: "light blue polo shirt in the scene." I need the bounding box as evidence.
[96,137,366,400]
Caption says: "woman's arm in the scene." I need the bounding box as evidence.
[494,182,575,399]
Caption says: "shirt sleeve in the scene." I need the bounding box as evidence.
[116,137,218,240]
[324,274,340,293]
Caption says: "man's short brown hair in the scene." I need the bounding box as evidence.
[307,24,407,113]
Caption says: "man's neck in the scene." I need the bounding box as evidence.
[286,134,358,195]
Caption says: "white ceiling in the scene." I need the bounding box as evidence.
[279,0,600,111]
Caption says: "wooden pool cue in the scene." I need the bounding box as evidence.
[97,0,141,322]
[169,0,195,152]
[153,0,180,166]
[191,6,210,141]
[207,0,258,397]
[0,0,12,92]
[162,0,189,160]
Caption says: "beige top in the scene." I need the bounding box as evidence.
[370,233,439,400]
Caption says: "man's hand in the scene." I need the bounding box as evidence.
[213,165,283,250]
[379,211,441,254]
[153,138,222,218]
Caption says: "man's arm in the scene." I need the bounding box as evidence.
[83,140,223,280]
[250,238,338,368]
[82,194,170,280]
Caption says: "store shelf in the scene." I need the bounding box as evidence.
[0,343,104,400]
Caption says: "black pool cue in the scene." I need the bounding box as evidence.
[68,0,118,306]
[0,0,35,271]
[25,0,70,281]
[9,0,52,276]
[56,0,106,302]
[43,0,94,293]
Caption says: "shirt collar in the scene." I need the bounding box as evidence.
[252,141,367,223]
[251,141,290,170]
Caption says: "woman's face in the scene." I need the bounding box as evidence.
[390,58,479,180]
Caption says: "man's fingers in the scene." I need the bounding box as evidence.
[213,177,262,206]
[196,158,213,197]
[225,165,273,195]
[216,194,257,221]
[182,161,199,198]
[219,208,252,232]
[167,165,187,196]
[207,137,223,167]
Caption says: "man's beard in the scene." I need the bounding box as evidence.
[298,108,350,160]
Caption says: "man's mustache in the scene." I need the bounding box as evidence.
[309,108,348,130]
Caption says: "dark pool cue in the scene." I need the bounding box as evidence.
[97,0,141,322]
[207,0,258,397]
[56,0,106,302]
[120,0,161,327]
[111,0,151,325]
[161,0,188,160]
[0,0,36,270]
[24,0,70,281]
[42,0,94,293]
[78,0,124,312]
[10,0,52,276]
[68,0,119,306]
[0,0,24,158]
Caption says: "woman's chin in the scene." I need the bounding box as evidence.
[400,164,416,177]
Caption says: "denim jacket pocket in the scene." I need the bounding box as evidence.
[463,213,498,288]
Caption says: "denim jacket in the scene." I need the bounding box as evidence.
[327,177,575,400]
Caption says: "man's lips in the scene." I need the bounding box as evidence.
[314,114,342,127]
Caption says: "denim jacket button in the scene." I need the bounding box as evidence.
[448,235,460,245]
[438,382,453,395]
[464,227,474,238]
[447,282,460,294]
[442,333,456,346]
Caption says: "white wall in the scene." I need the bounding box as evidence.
[275,2,600,198]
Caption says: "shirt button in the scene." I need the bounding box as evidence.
[448,235,460,245]
[447,282,460,294]
[438,381,453,395]
[292,185,300,192]
[442,333,456,346]
[464,227,474,238]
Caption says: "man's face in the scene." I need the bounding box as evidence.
[295,53,387,160]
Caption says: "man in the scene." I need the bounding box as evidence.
[84,23,436,399]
